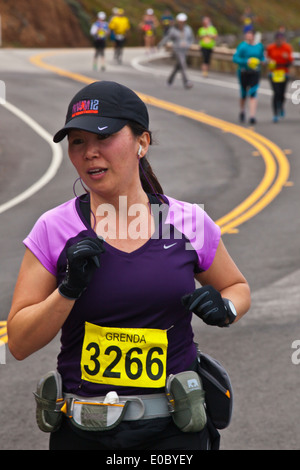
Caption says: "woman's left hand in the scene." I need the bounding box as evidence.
[182,285,229,327]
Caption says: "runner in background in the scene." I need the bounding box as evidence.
[158,13,194,89]
[160,9,174,37]
[108,7,119,44]
[197,17,218,77]
[233,29,265,125]
[266,31,293,123]
[108,8,130,64]
[140,8,159,54]
[90,12,109,72]
[241,6,256,33]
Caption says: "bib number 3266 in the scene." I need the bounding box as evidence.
[81,322,168,388]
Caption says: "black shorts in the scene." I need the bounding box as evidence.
[49,414,220,450]
[239,70,260,98]
[201,48,213,64]
[94,38,106,52]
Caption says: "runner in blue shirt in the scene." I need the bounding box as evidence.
[233,30,265,125]
[7,81,250,450]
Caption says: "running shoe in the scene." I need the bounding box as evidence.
[239,112,245,123]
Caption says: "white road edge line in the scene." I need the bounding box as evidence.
[0,51,290,216]
[0,99,63,214]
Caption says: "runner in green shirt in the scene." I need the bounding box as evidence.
[198,17,218,77]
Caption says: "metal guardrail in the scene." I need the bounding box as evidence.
[196,45,300,78]
[164,44,300,78]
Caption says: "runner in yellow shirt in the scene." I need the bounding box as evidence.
[109,8,130,64]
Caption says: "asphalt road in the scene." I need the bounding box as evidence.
[0,46,299,450]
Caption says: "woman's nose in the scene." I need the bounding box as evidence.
[84,141,100,160]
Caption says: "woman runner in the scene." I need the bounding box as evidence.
[7,81,251,450]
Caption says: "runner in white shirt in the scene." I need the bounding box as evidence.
[90,11,109,71]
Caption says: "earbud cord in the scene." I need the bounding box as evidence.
[73,177,97,231]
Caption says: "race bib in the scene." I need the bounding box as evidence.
[81,322,168,388]
[272,70,286,83]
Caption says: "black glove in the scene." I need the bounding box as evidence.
[58,237,105,300]
[181,285,229,327]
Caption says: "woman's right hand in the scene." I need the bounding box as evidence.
[58,237,105,300]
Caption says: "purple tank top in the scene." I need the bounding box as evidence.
[24,194,221,396]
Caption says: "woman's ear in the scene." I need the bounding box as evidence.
[137,132,151,158]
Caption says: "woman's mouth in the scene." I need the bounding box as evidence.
[87,168,108,178]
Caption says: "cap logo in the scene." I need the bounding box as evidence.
[72,99,99,118]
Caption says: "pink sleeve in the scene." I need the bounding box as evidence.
[23,199,86,276]
[23,215,57,275]
[164,196,221,271]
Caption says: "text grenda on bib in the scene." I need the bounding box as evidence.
[81,322,168,388]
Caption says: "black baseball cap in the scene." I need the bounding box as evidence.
[53,81,149,143]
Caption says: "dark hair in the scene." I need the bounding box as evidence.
[127,121,164,195]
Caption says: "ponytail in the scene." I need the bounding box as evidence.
[128,121,164,195]
[139,156,164,194]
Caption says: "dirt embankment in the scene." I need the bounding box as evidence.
[0,0,90,47]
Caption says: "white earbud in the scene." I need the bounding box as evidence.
[138,144,142,157]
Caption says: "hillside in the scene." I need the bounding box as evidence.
[1,0,300,48]
[0,0,89,47]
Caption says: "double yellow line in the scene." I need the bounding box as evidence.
[30,50,291,236]
[136,94,291,234]
[1,52,290,344]
[0,321,7,344]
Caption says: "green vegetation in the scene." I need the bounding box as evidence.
[65,0,93,38]
[67,0,300,47]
